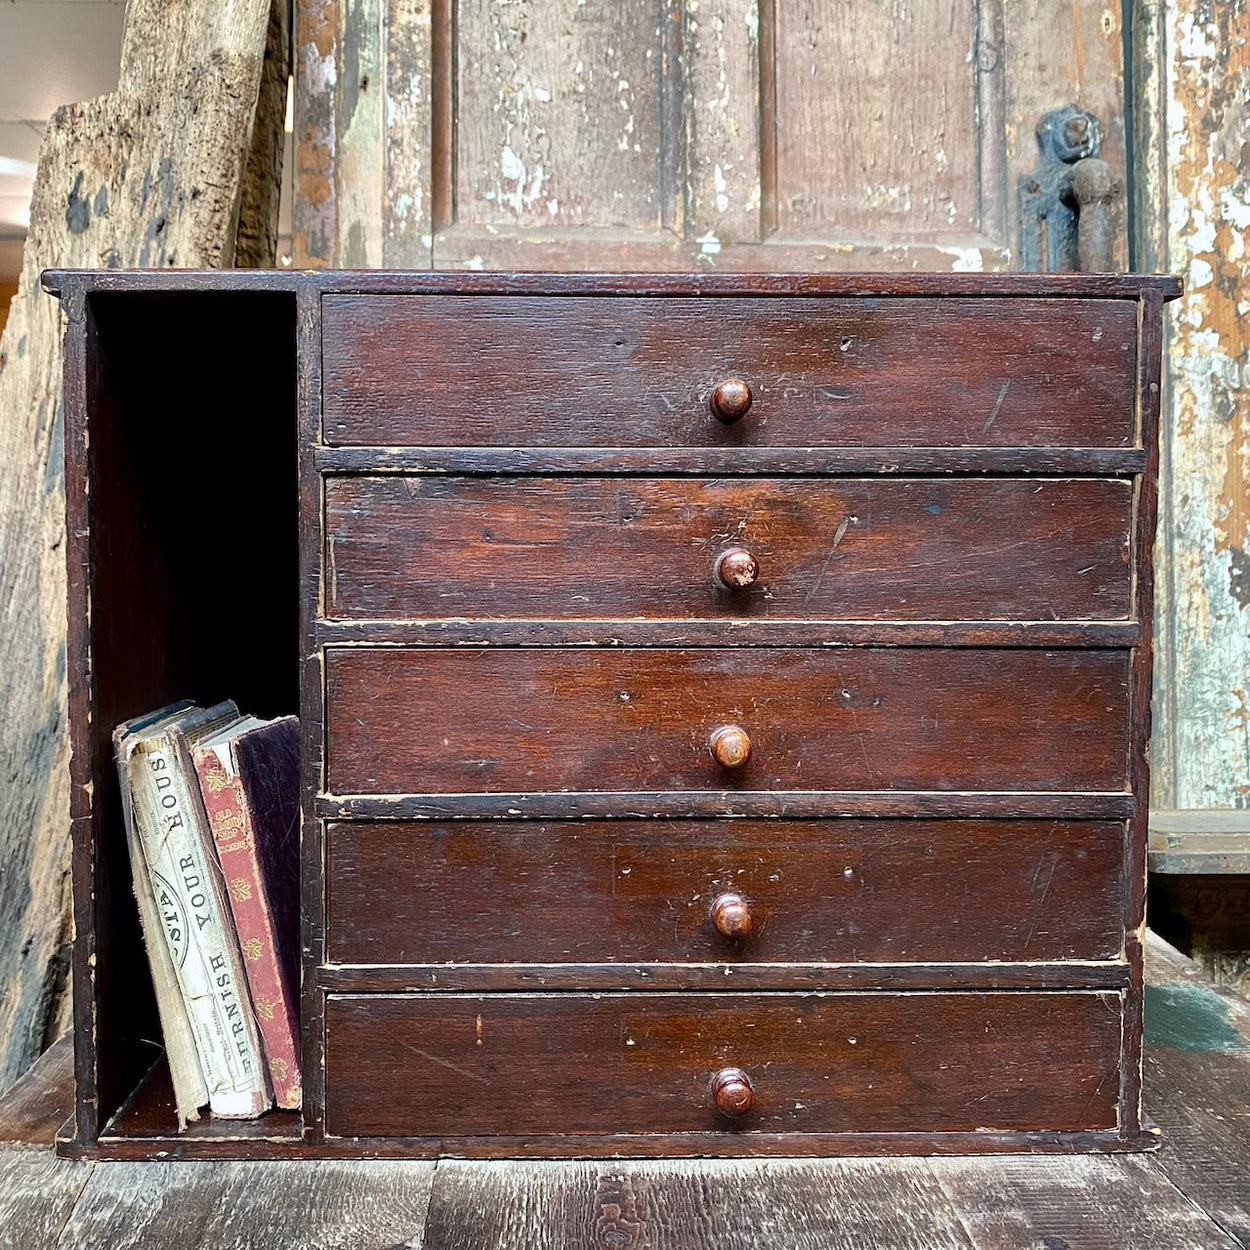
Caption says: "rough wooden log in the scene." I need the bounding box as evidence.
[0,0,289,1095]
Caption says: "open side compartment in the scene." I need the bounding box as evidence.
[66,287,301,1151]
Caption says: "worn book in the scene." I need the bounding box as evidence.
[124,701,272,1119]
[114,702,208,1130]
[193,715,302,1110]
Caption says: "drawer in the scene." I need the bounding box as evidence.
[326,819,1126,966]
[324,990,1122,1137]
[321,296,1138,448]
[324,476,1134,623]
[324,647,1131,796]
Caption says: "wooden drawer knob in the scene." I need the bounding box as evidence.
[714,548,760,590]
[709,724,751,769]
[710,892,753,939]
[711,1067,755,1118]
[710,378,753,424]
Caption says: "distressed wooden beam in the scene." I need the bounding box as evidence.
[1135,0,1250,816]
[1150,811,1250,875]
[0,0,290,1096]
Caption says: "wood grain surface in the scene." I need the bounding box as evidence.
[54,1156,433,1249]
[320,295,1137,447]
[419,1157,980,1250]
[325,646,1133,795]
[325,818,1127,966]
[324,990,1123,1138]
[0,1034,73,1146]
[928,1154,1243,1250]
[324,476,1135,623]
[1142,932,1250,1245]
[0,1148,94,1250]
[46,270,1181,298]
[417,1154,1240,1250]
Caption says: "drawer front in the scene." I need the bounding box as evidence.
[324,990,1122,1137]
[324,477,1134,623]
[321,296,1137,448]
[324,647,1131,795]
[326,818,1126,966]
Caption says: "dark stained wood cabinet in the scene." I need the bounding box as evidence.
[46,269,1180,1159]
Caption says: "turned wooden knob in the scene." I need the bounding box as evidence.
[714,548,759,590]
[710,378,753,424]
[709,725,751,769]
[711,1067,755,1118]
[710,892,753,939]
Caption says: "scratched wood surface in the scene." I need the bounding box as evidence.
[0,0,288,1098]
[3,938,1250,1248]
[325,818,1127,966]
[420,1158,983,1249]
[320,294,1139,447]
[928,1154,1243,1249]
[325,646,1132,796]
[294,0,1128,270]
[323,990,1123,1138]
[324,476,1135,623]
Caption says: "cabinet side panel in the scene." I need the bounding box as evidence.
[299,281,327,1142]
[1124,292,1166,1134]
[65,289,98,1149]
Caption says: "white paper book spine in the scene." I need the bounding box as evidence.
[129,737,269,1116]
[116,737,210,1127]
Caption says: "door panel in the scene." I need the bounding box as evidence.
[773,0,994,242]
[294,0,1127,270]
[454,0,674,234]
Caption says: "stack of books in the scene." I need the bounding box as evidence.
[114,702,301,1128]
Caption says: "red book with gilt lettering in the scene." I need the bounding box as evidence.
[193,715,302,1111]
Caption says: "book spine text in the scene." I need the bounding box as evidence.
[130,740,269,1116]
[196,750,303,1110]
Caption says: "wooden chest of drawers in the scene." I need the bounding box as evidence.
[49,270,1179,1159]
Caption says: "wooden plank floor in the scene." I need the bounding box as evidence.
[1,933,1246,1250]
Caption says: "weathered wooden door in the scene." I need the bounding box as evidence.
[294,0,1127,271]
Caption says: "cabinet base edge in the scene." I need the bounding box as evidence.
[59,1126,1160,1162]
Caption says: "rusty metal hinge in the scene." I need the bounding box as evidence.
[1019,106,1123,273]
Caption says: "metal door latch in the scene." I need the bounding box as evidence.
[1019,106,1122,273]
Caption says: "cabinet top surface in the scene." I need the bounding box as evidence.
[40,268,1182,301]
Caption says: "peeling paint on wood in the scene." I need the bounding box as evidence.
[297,1,1131,270]
[337,0,386,265]
[456,0,666,234]
[294,0,340,265]
[1141,0,1250,811]
[685,0,762,243]
[383,0,434,265]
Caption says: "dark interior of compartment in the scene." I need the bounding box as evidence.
[84,289,299,1132]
